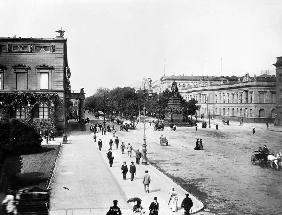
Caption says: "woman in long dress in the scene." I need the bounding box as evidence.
[168,187,178,212]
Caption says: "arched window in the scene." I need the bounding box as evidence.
[240,108,243,116]
[39,103,49,119]
[223,108,225,115]
[271,109,276,118]
[231,108,234,116]
[259,109,265,118]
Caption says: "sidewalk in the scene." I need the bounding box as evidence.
[97,132,204,215]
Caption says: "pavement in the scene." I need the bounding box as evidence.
[49,129,204,215]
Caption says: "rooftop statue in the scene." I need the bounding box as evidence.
[171,80,178,96]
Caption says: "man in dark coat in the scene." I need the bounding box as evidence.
[121,162,128,180]
[107,149,114,167]
[109,139,113,150]
[107,200,122,215]
[115,137,119,149]
[181,193,193,215]
[149,197,159,215]
[129,162,136,181]
[98,139,102,151]
[135,149,142,164]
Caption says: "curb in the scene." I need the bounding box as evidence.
[47,142,63,190]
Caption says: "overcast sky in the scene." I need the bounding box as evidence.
[1,0,282,95]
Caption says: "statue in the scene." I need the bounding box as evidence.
[171,80,178,96]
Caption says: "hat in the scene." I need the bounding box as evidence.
[154,197,157,200]
[131,161,134,164]
[113,200,118,203]
[185,193,189,196]
[145,170,148,173]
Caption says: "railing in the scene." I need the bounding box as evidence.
[50,208,132,215]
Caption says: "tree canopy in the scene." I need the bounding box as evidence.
[85,87,199,120]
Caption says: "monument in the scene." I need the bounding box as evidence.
[164,81,184,125]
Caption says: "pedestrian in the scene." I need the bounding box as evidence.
[135,149,142,164]
[168,187,178,212]
[195,124,198,131]
[181,193,193,215]
[98,139,102,151]
[121,162,128,180]
[121,142,125,154]
[199,139,203,150]
[113,129,116,137]
[109,139,113,150]
[149,197,159,215]
[252,127,255,135]
[93,133,97,142]
[127,143,132,157]
[106,200,122,215]
[2,190,17,215]
[129,162,136,181]
[115,136,119,149]
[266,122,269,129]
[143,170,151,193]
[107,149,114,167]
[173,124,177,131]
[133,200,144,214]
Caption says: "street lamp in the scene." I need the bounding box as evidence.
[103,92,107,134]
[141,78,151,165]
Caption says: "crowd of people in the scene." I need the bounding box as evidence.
[91,121,195,215]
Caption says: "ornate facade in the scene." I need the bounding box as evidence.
[0,36,72,134]
[180,74,276,123]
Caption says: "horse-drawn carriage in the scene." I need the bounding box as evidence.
[160,135,168,146]
[251,151,282,170]
[154,121,164,131]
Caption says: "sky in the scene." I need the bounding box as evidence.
[1,0,282,96]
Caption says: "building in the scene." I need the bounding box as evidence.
[152,75,237,93]
[273,56,282,126]
[180,73,276,123]
[0,33,84,134]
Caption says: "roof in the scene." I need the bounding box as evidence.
[160,75,221,81]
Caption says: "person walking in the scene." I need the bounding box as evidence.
[93,133,97,142]
[121,142,125,154]
[106,200,122,215]
[252,127,256,135]
[121,162,128,180]
[115,136,119,149]
[181,193,193,215]
[107,149,114,167]
[109,139,113,150]
[98,139,103,151]
[135,149,142,164]
[127,143,132,157]
[129,162,136,181]
[133,200,144,214]
[143,170,151,193]
[168,187,178,212]
[149,197,159,215]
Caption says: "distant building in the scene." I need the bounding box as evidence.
[273,56,282,126]
[0,35,84,134]
[152,75,238,93]
[180,73,276,123]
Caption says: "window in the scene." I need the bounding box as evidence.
[0,73,3,89]
[16,73,28,90]
[39,103,49,119]
[271,109,276,118]
[16,106,27,119]
[223,108,225,115]
[40,73,49,89]
[232,108,234,116]
[259,92,265,103]
[249,109,253,117]
[259,109,265,118]
[249,92,253,103]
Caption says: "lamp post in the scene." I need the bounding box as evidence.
[142,78,150,165]
[103,92,106,134]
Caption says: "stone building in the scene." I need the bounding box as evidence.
[152,75,237,93]
[180,73,276,123]
[0,34,83,134]
[273,56,282,126]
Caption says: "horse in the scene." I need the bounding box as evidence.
[267,152,282,170]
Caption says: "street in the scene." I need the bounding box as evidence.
[117,120,282,215]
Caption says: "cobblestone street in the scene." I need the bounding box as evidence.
[117,121,282,215]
